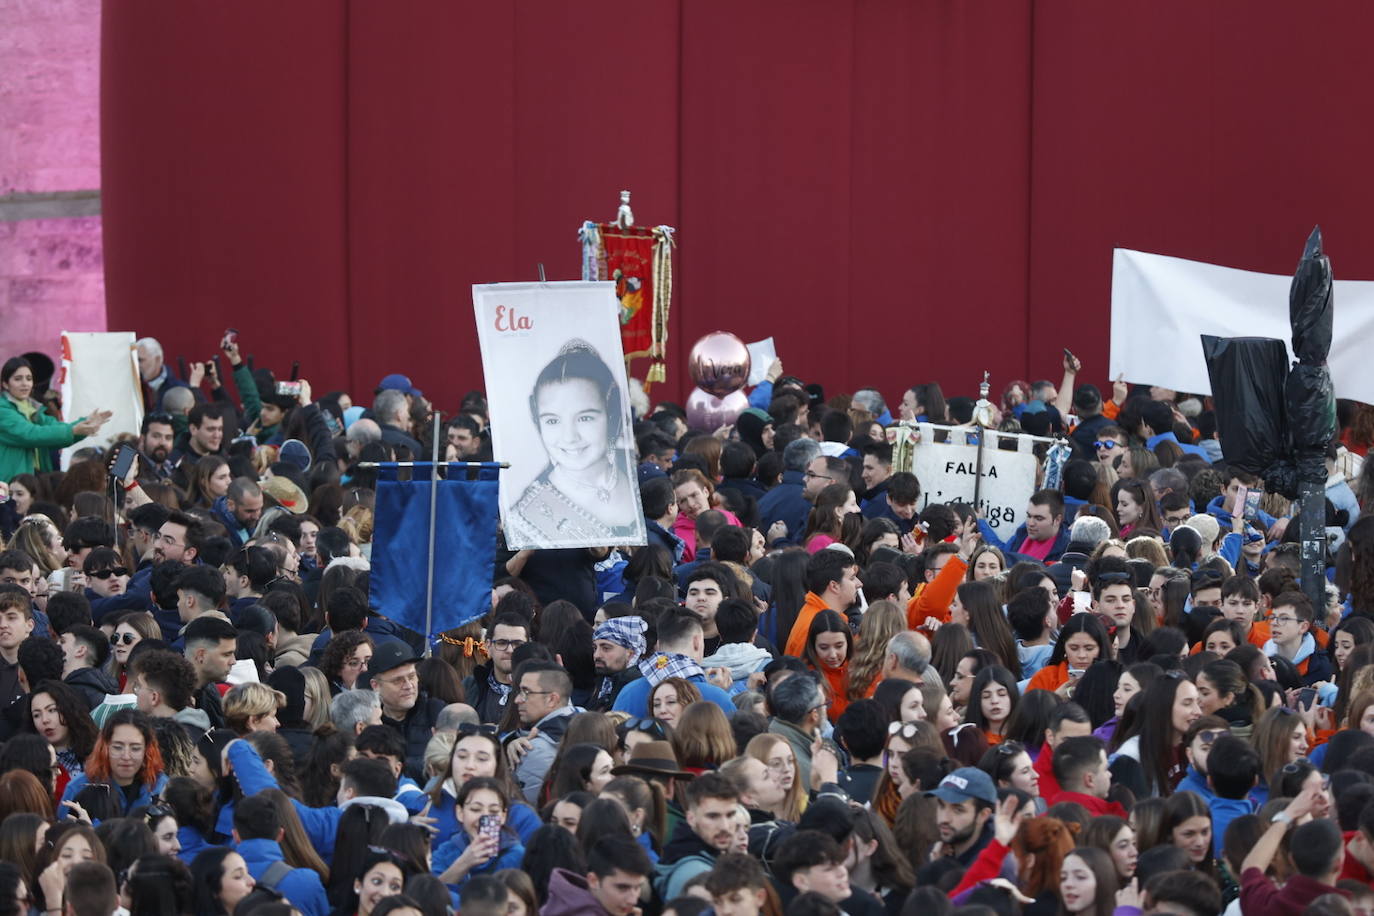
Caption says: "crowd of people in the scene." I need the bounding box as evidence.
[0,333,1373,916]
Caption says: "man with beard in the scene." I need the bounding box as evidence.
[138,412,177,481]
[655,772,741,900]
[214,478,264,548]
[927,767,997,866]
[588,615,645,710]
[461,611,528,724]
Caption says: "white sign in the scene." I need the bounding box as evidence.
[746,337,777,387]
[58,331,143,468]
[1110,248,1374,404]
[908,424,1039,536]
[473,281,647,551]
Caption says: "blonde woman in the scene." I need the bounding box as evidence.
[744,732,804,821]
[9,516,65,579]
[223,683,286,735]
[298,667,332,732]
[847,600,906,702]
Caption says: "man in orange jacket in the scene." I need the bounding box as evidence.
[906,542,969,634]
[784,549,860,658]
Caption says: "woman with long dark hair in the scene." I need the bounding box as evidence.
[1057,846,1119,916]
[803,610,853,717]
[1025,614,1111,697]
[1194,659,1262,736]
[124,853,194,916]
[954,580,1022,679]
[541,743,615,801]
[1164,790,1217,876]
[189,847,256,916]
[22,679,98,780]
[800,483,862,554]
[1111,672,1202,797]
[1112,479,1163,538]
[764,548,810,650]
[1093,662,1161,745]
[0,356,109,481]
[964,666,1019,745]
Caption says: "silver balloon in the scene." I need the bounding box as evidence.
[688,331,751,397]
[686,388,749,431]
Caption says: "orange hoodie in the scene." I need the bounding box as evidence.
[815,660,851,719]
[1190,619,1272,655]
[906,555,969,634]
[785,592,835,658]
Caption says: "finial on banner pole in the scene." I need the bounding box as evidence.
[615,190,634,229]
[537,263,546,283]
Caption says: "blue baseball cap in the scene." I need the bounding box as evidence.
[377,373,423,397]
[926,767,997,805]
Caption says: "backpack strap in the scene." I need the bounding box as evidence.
[256,860,294,894]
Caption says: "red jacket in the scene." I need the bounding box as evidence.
[1044,789,1127,819]
[1033,745,1061,800]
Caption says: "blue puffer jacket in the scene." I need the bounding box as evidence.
[432,828,526,888]
[61,771,168,818]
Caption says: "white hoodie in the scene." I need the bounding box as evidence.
[703,642,772,692]
[339,794,410,824]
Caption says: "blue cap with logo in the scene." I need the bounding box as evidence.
[926,766,998,805]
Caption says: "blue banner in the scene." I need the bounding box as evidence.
[369,463,501,640]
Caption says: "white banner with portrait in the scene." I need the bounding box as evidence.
[473,281,648,550]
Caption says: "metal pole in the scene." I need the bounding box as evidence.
[423,412,441,658]
[973,429,986,510]
[1298,481,1326,614]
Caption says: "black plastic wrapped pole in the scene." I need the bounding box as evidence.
[1288,227,1337,614]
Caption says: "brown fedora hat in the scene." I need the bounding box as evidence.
[610,740,694,779]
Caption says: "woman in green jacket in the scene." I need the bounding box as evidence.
[0,357,110,482]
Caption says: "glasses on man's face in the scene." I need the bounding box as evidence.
[1195,730,1227,747]
[804,471,833,481]
[1094,441,1122,450]
[89,567,129,579]
[1272,616,1302,626]
[381,672,418,687]
[489,638,526,651]
[517,687,553,700]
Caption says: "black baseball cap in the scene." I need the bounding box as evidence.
[366,641,418,682]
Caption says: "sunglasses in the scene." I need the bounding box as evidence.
[887,722,921,739]
[619,717,669,740]
[457,723,498,738]
[110,632,139,645]
[1094,441,1123,449]
[89,567,129,579]
[1095,572,1133,585]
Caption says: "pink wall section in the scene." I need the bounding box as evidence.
[0,0,107,368]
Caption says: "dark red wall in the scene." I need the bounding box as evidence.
[101,2,1374,412]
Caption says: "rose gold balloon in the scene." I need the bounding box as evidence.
[686,388,749,431]
[688,331,751,398]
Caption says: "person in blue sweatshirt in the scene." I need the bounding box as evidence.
[1204,734,1262,858]
[231,793,330,916]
